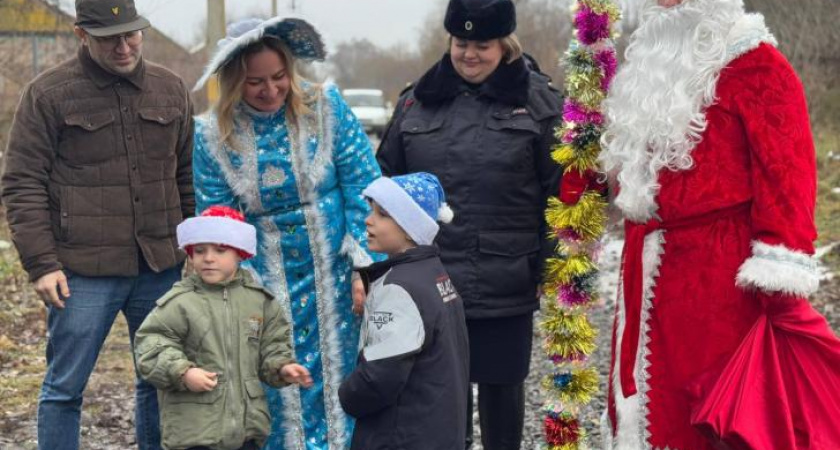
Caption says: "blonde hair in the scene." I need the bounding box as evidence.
[213,36,318,148]
[448,33,523,63]
[500,34,523,63]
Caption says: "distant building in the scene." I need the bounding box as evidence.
[0,0,208,117]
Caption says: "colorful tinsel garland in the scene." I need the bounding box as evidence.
[541,1,620,449]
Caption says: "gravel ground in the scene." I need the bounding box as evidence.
[472,237,840,450]
[2,236,838,450]
[472,236,622,450]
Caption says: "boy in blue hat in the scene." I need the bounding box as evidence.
[339,173,469,450]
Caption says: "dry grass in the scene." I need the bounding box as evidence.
[0,214,137,448]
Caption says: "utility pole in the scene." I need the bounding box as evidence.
[290,0,297,13]
[206,0,226,104]
[271,0,277,17]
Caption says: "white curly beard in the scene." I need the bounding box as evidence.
[599,0,774,222]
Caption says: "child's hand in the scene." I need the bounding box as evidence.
[281,364,313,388]
[182,367,218,392]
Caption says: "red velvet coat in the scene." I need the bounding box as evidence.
[604,43,840,450]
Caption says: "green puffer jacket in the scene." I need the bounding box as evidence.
[135,270,294,450]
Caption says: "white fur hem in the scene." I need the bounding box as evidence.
[609,230,666,450]
[340,234,373,268]
[736,241,819,297]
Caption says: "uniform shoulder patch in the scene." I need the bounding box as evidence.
[436,275,459,303]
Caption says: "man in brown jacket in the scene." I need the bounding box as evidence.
[0,1,194,449]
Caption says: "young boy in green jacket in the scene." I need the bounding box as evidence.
[135,206,312,450]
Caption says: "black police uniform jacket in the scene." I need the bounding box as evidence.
[377,54,564,320]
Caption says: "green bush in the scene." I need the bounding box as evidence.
[815,126,840,247]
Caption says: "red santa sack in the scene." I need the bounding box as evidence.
[690,293,840,450]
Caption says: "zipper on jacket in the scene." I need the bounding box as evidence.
[222,287,239,443]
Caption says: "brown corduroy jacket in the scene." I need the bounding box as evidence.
[1,46,195,281]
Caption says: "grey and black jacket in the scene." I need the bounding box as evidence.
[339,246,469,450]
[376,53,563,319]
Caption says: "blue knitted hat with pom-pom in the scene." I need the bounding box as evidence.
[363,172,454,245]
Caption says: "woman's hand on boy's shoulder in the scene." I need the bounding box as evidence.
[280,363,314,388]
[182,367,218,392]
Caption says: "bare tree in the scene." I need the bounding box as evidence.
[515,0,574,84]
[329,0,574,102]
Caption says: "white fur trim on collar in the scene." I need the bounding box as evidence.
[736,241,819,297]
[177,216,258,257]
[340,234,374,269]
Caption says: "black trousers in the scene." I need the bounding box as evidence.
[465,382,526,450]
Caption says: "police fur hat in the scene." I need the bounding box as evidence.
[444,0,516,41]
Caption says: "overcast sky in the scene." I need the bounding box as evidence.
[57,0,447,52]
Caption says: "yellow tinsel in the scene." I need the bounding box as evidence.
[581,0,621,22]
[566,146,601,173]
[541,368,600,405]
[540,304,597,359]
[544,254,596,287]
[545,193,607,243]
[551,143,600,172]
[566,72,605,110]
[547,444,582,450]
[551,144,576,167]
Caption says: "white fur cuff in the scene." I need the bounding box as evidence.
[340,234,374,269]
[736,241,819,297]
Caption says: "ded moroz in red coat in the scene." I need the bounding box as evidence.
[598,1,840,449]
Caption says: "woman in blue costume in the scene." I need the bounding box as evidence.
[192,17,381,449]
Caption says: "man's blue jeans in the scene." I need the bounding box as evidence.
[37,261,181,450]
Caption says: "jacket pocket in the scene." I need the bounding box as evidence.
[161,386,224,448]
[244,379,271,439]
[399,114,447,172]
[483,113,540,173]
[476,231,541,299]
[58,111,117,164]
[400,117,444,135]
[138,106,181,159]
[58,186,70,242]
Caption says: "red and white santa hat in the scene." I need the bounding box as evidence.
[177,206,257,260]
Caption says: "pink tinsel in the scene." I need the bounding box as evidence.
[561,130,577,144]
[557,228,583,242]
[595,49,618,91]
[575,6,611,45]
[559,286,590,307]
[563,101,604,125]
[551,353,587,364]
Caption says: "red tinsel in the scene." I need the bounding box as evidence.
[544,416,581,445]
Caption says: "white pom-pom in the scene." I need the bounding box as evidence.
[438,203,454,224]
